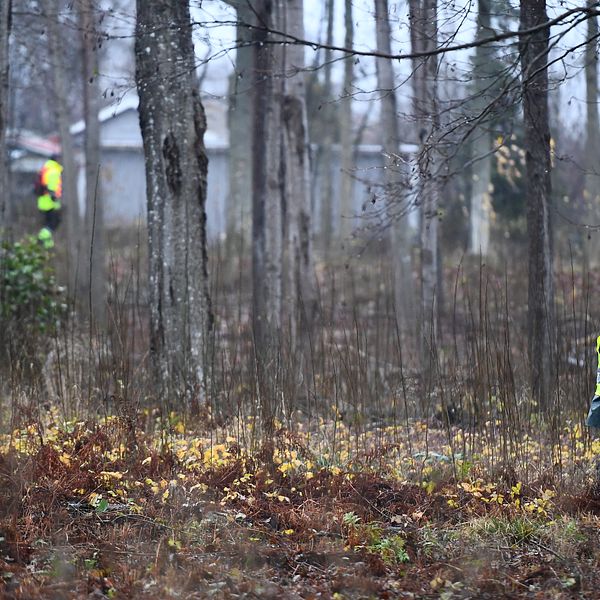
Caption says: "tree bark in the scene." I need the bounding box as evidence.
[584,0,600,265]
[226,1,254,240]
[409,0,441,364]
[374,0,415,331]
[282,0,316,347]
[79,0,105,324]
[251,0,284,433]
[469,0,493,256]
[519,0,554,408]
[0,0,11,232]
[135,0,213,404]
[339,0,355,241]
[319,0,335,252]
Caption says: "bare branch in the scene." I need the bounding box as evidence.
[192,4,600,63]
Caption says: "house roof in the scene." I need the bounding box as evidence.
[69,94,140,136]
[69,94,229,150]
[7,130,61,157]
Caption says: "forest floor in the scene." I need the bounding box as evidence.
[2,408,600,599]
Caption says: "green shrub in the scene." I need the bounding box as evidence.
[0,236,66,335]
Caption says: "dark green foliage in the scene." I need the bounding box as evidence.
[0,235,65,334]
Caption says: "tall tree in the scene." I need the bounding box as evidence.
[519,0,554,407]
[135,0,213,403]
[584,0,600,265]
[409,0,441,361]
[319,0,335,252]
[252,0,285,434]
[225,0,254,241]
[374,0,415,330]
[0,0,11,231]
[469,0,494,256]
[339,0,355,240]
[78,0,105,323]
[282,0,316,346]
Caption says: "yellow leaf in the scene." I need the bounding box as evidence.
[89,492,102,506]
[100,471,123,480]
[189,483,208,494]
[278,462,294,474]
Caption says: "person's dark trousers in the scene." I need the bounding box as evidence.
[44,209,61,231]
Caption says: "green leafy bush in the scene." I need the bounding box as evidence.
[0,236,66,334]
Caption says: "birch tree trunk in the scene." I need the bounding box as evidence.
[519,0,554,409]
[339,0,355,241]
[0,0,11,231]
[374,0,415,330]
[469,0,493,256]
[135,0,213,404]
[282,0,316,346]
[79,0,105,324]
[584,0,600,266]
[409,0,441,364]
[251,0,284,434]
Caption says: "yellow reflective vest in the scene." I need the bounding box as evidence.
[37,159,63,212]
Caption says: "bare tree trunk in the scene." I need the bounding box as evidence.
[0,0,11,231]
[374,0,415,331]
[226,1,254,241]
[469,0,493,256]
[42,1,80,285]
[282,0,316,348]
[584,0,600,266]
[252,0,284,434]
[79,0,105,324]
[409,0,441,364]
[519,0,554,409]
[339,0,355,241]
[319,0,335,252]
[135,0,213,404]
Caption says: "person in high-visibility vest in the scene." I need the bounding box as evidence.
[35,155,63,249]
[587,335,600,426]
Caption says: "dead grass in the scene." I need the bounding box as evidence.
[1,411,600,599]
[2,237,600,597]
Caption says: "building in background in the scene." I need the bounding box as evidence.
[69,95,230,235]
[9,96,416,241]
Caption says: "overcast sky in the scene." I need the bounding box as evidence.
[96,0,592,134]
